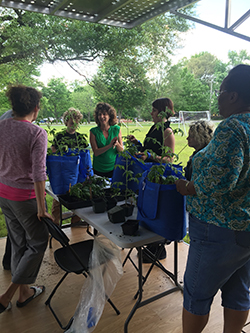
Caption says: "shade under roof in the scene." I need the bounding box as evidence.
[0,0,198,28]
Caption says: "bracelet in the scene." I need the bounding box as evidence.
[185,181,190,190]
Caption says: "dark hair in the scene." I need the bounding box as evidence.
[94,102,118,126]
[6,85,42,117]
[152,98,175,119]
[224,64,250,104]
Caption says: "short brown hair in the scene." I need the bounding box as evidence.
[6,85,42,117]
[94,102,118,126]
[63,107,83,125]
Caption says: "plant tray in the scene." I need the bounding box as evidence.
[58,193,92,210]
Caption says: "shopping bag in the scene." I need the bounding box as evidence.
[78,150,94,183]
[137,167,187,241]
[65,235,123,333]
[46,154,80,195]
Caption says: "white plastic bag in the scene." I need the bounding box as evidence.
[65,235,123,333]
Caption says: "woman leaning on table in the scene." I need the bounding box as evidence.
[0,85,52,314]
[128,97,175,263]
[90,102,123,178]
[176,64,250,333]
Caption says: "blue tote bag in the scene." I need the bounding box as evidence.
[78,150,94,183]
[112,153,153,192]
[137,168,187,241]
[46,155,80,195]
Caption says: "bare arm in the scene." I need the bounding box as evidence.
[90,131,116,157]
[113,129,123,152]
[175,179,197,196]
[149,128,175,163]
[34,181,54,221]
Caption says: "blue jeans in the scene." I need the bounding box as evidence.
[183,214,250,315]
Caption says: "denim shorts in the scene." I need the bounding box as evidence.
[183,214,250,315]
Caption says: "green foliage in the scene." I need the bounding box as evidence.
[70,83,95,123]
[92,58,150,119]
[41,78,72,121]
[144,112,184,184]
[69,176,108,200]
[46,125,88,156]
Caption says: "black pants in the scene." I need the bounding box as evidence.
[2,235,11,269]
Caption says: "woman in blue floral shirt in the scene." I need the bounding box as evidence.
[176,64,250,333]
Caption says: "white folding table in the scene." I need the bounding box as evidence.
[45,182,183,332]
[74,205,183,333]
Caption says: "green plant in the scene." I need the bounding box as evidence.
[46,123,88,156]
[69,176,109,200]
[143,111,184,184]
[112,124,142,205]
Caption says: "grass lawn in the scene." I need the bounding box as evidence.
[0,121,202,238]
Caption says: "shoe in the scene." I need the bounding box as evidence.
[16,286,45,308]
[142,243,167,264]
[0,302,12,314]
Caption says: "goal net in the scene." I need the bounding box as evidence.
[179,111,211,135]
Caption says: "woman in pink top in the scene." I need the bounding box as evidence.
[0,85,52,314]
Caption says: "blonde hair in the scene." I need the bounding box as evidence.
[189,120,214,148]
[63,107,83,125]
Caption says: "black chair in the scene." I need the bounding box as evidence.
[42,217,120,330]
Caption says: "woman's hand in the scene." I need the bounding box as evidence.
[37,210,54,222]
[175,179,196,196]
[110,136,118,148]
[135,152,147,161]
[127,135,138,144]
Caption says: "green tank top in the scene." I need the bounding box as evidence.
[90,125,120,173]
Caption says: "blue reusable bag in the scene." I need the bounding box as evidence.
[137,167,187,241]
[63,148,94,183]
[78,150,94,183]
[112,153,153,192]
[46,155,80,195]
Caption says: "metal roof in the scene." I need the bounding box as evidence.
[0,0,249,41]
[0,0,199,28]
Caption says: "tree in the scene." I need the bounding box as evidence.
[0,7,193,79]
[71,83,95,123]
[41,78,72,121]
[227,50,250,68]
[92,58,151,119]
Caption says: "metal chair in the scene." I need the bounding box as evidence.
[42,217,120,330]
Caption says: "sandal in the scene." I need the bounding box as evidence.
[0,302,12,314]
[16,286,45,308]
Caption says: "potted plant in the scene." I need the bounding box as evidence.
[46,124,93,195]
[68,176,109,213]
[111,131,142,217]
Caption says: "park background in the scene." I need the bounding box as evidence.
[0,1,249,237]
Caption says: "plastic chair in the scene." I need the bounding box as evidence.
[42,217,120,330]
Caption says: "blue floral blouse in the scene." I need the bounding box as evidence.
[187,113,250,231]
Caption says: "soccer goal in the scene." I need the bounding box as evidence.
[179,111,211,135]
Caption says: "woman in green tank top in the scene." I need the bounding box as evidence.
[90,102,123,178]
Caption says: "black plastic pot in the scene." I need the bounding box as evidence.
[106,196,117,210]
[122,219,139,236]
[120,203,134,217]
[108,206,126,223]
[92,198,106,213]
